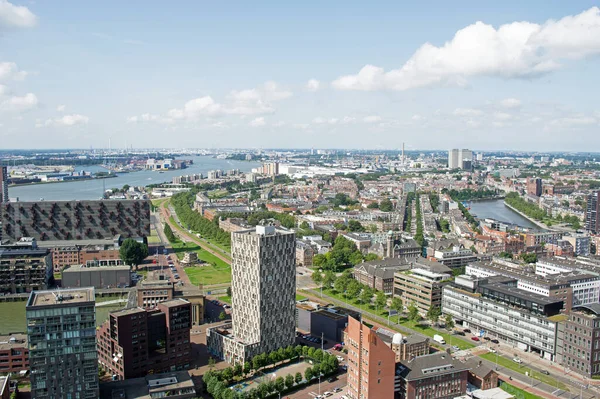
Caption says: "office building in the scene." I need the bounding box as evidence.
[527,178,543,197]
[0,239,52,294]
[262,162,279,176]
[45,238,122,272]
[0,166,8,204]
[443,275,563,360]
[207,225,296,363]
[586,191,600,234]
[448,149,472,170]
[97,299,192,380]
[26,287,99,399]
[61,264,131,289]
[396,352,469,399]
[563,232,591,256]
[296,301,360,343]
[137,279,175,308]
[346,316,395,399]
[556,304,600,378]
[394,267,451,314]
[372,329,430,362]
[354,258,411,295]
[0,334,29,373]
[99,371,196,399]
[0,200,151,243]
[431,244,477,268]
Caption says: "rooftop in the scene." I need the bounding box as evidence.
[27,287,95,308]
[0,334,27,350]
[159,298,190,308]
[62,264,130,273]
[397,352,469,381]
[99,370,195,399]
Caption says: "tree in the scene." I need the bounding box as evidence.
[360,288,373,306]
[119,238,148,268]
[520,253,537,264]
[323,271,336,289]
[226,286,232,297]
[368,224,378,233]
[208,357,216,370]
[367,202,379,209]
[407,302,420,322]
[445,314,455,331]
[274,376,285,393]
[426,305,441,325]
[364,253,379,261]
[375,291,387,312]
[285,373,295,389]
[379,198,394,212]
[348,220,365,232]
[304,367,314,381]
[346,280,361,299]
[300,221,310,229]
[334,275,350,293]
[219,311,226,321]
[313,254,327,267]
[311,271,323,286]
[222,367,233,382]
[295,372,303,384]
[164,223,176,242]
[233,363,243,377]
[391,297,403,322]
[243,361,252,376]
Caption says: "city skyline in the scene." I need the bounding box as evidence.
[1,1,600,150]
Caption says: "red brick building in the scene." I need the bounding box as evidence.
[0,334,28,374]
[346,316,395,399]
[397,352,469,399]
[97,299,192,380]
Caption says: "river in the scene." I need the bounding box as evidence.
[9,156,261,201]
[468,199,541,230]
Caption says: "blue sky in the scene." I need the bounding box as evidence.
[1,0,600,150]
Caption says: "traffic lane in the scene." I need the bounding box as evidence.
[285,372,347,399]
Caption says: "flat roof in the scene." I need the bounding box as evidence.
[159,298,190,307]
[62,265,130,272]
[111,307,146,317]
[0,334,27,350]
[27,287,95,308]
[99,370,195,399]
[37,238,117,248]
[480,282,562,306]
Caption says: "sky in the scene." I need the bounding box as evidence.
[1,0,600,151]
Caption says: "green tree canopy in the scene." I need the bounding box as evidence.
[119,239,148,266]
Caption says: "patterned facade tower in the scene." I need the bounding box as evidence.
[231,225,296,358]
[0,166,8,203]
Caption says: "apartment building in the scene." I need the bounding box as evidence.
[346,316,395,399]
[99,371,196,399]
[394,268,451,314]
[556,303,600,378]
[354,258,411,295]
[396,352,469,399]
[0,334,29,373]
[443,275,563,360]
[0,240,52,294]
[585,191,599,234]
[295,240,314,267]
[0,166,8,204]
[137,279,175,308]
[97,299,192,380]
[26,288,99,399]
[207,225,296,364]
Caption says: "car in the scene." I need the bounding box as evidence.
[323,392,333,397]
[491,339,499,344]
[484,337,491,341]
[327,377,336,383]
[471,337,480,341]
[337,356,344,361]
[454,331,465,336]
[452,345,460,351]
[341,396,348,399]
[463,328,471,333]
[541,370,550,375]
[488,348,496,353]
[513,358,522,364]
[333,388,343,393]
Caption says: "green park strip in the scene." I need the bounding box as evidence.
[184,264,232,286]
[168,215,232,259]
[314,288,475,350]
[170,239,230,269]
[500,382,545,399]
[479,353,568,391]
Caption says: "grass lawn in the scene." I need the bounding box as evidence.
[219,295,232,304]
[500,382,544,399]
[0,301,26,334]
[147,228,161,244]
[321,288,475,350]
[171,240,230,269]
[185,264,232,285]
[480,353,568,390]
[296,293,307,301]
[95,294,129,303]
[168,214,232,255]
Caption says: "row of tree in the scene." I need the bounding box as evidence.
[441,188,498,201]
[171,192,232,249]
[203,345,339,399]
[313,236,379,272]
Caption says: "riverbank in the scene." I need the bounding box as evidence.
[503,202,552,230]
[9,174,118,188]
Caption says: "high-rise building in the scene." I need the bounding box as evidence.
[0,238,52,294]
[346,316,395,399]
[0,166,8,203]
[586,191,600,234]
[448,149,472,170]
[527,177,543,197]
[97,299,192,380]
[26,287,99,399]
[207,224,296,363]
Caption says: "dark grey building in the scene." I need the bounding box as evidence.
[61,264,131,289]
[26,287,99,399]
[0,239,52,294]
[586,191,600,234]
[296,301,360,343]
[1,199,150,243]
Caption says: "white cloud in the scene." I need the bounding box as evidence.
[412,114,423,121]
[272,121,286,127]
[312,117,341,125]
[500,98,522,109]
[0,92,37,112]
[332,7,600,91]
[57,104,66,112]
[306,79,320,92]
[292,123,310,129]
[549,116,597,127]
[249,117,266,127]
[453,108,483,117]
[494,112,513,121]
[0,84,8,96]
[341,116,356,124]
[0,62,28,81]
[0,0,37,29]
[127,113,173,124]
[43,114,89,127]
[363,115,382,123]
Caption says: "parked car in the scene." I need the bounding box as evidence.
[452,345,460,351]
[541,370,550,375]
[454,331,465,336]
[483,337,491,341]
[463,329,471,333]
[327,376,336,382]
[323,392,333,397]
[488,348,496,353]
[491,339,499,344]
[333,387,343,393]
[471,337,480,341]
[513,357,522,364]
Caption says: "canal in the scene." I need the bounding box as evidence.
[468,199,541,229]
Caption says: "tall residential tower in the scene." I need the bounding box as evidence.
[26,287,99,399]
[207,224,296,363]
[0,166,8,203]
[586,191,599,234]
